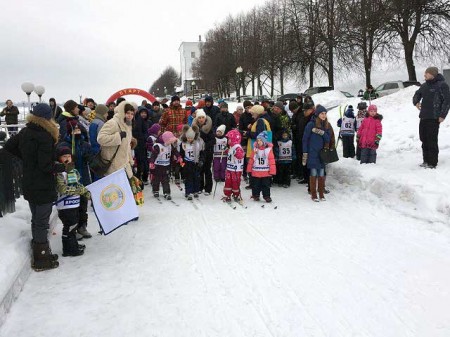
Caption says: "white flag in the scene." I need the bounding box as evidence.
[86,169,138,235]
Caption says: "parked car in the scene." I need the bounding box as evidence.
[340,91,354,98]
[304,86,333,96]
[277,93,300,101]
[375,81,420,97]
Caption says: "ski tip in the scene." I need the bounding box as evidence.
[261,204,265,208]
[274,206,278,209]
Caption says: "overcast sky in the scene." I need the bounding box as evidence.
[0,0,263,104]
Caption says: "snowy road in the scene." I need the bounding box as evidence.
[1,181,450,337]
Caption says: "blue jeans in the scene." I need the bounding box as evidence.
[310,168,325,177]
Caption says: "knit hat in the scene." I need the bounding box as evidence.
[186,127,195,139]
[196,100,205,109]
[176,124,184,133]
[196,109,206,118]
[64,100,78,113]
[314,104,327,116]
[368,104,378,113]
[236,105,244,111]
[250,105,265,116]
[205,96,213,103]
[185,100,193,107]
[220,102,228,109]
[31,103,52,120]
[190,107,197,114]
[257,131,269,144]
[425,66,439,77]
[152,101,160,106]
[216,125,226,135]
[243,100,253,108]
[95,104,108,118]
[161,131,177,145]
[56,146,72,158]
[226,129,241,146]
[273,101,284,110]
[148,123,161,135]
[171,95,180,103]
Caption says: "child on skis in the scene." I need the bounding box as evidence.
[149,131,181,200]
[171,124,184,188]
[355,102,367,160]
[275,129,296,187]
[222,129,245,202]
[337,105,357,158]
[213,124,228,182]
[247,131,276,202]
[180,125,205,200]
[357,104,383,164]
[55,146,90,257]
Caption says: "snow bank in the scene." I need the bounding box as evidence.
[0,198,58,328]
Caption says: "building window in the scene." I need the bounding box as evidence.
[191,52,196,58]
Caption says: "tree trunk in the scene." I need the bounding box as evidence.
[328,43,334,89]
[280,66,284,96]
[404,42,417,82]
[309,57,314,88]
[252,75,255,96]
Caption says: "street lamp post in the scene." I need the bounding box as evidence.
[236,66,243,102]
[34,85,45,103]
[21,82,35,119]
[164,86,167,96]
[191,81,196,104]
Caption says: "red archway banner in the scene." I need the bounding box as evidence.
[106,88,156,104]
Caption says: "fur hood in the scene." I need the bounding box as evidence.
[113,100,131,129]
[192,115,213,134]
[26,114,59,143]
[365,113,383,121]
[180,124,200,142]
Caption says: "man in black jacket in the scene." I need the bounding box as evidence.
[203,96,220,128]
[4,103,70,271]
[1,100,20,133]
[214,102,236,134]
[413,67,450,168]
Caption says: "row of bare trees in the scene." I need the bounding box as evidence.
[192,0,450,97]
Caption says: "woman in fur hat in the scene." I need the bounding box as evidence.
[179,124,205,200]
[191,109,215,195]
[4,103,68,271]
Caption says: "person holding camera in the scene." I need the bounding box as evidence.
[97,100,135,178]
[4,103,66,271]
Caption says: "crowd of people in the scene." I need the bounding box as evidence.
[1,66,448,272]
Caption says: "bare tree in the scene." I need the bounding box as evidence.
[149,66,179,97]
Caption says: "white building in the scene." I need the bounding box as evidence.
[179,37,203,95]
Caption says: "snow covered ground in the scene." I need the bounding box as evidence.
[1,88,450,337]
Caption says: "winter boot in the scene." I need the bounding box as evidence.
[164,194,172,200]
[77,226,92,239]
[153,191,159,198]
[62,233,85,257]
[251,195,260,201]
[318,176,326,201]
[30,239,58,261]
[309,176,319,202]
[222,196,232,203]
[264,196,272,203]
[32,241,59,271]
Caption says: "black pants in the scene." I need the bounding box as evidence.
[184,162,200,195]
[277,163,291,186]
[419,119,440,166]
[251,176,271,198]
[360,148,377,164]
[135,149,149,183]
[199,155,213,193]
[58,207,79,236]
[78,195,88,228]
[151,165,171,195]
[342,135,355,158]
[29,202,53,243]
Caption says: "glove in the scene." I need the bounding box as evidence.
[65,162,75,173]
[120,131,127,139]
[149,163,155,170]
[84,191,91,200]
[177,157,184,165]
[302,153,308,166]
[197,160,204,169]
[312,128,325,136]
[54,162,66,173]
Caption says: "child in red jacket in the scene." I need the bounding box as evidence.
[223,129,245,202]
[247,131,276,202]
[357,104,383,164]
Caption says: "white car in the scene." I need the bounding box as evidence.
[375,81,420,97]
